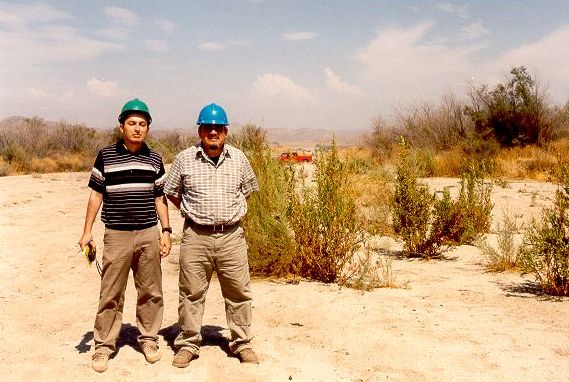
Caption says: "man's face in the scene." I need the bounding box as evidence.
[120,113,149,145]
[198,124,227,154]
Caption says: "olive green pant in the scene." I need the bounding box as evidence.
[93,226,164,355]
[174,223,253,355]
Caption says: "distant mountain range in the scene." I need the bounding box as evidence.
[0,116,368,147]
[265,127,367,148]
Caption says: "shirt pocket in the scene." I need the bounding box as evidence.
[218,168,241,193]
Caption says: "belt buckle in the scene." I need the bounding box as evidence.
[213,224,224,233]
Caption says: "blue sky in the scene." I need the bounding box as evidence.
[1,1,569,132]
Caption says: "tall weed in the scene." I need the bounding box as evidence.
[392,139,493,258]
[519,166,569,295]
[231,124,296,275]
[287,140,363,283]
[391,139,441,257]
[477,211,520,272]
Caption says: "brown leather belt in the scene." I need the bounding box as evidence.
[185,218,240,233]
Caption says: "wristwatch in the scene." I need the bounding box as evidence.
[162,227,172,234]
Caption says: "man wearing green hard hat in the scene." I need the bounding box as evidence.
[164,103,260,366]
[78,98,172,372]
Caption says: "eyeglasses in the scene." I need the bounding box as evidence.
[200,124,226,133]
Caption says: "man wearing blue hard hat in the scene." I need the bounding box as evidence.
[164,103,260,367]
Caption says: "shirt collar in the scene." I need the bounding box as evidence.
[196,143,231,161]
[116,139,151,156]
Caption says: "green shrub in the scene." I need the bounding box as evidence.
[0,117,110,173]
[519,166,569,295]
[477,211,519,272]
[451,163,493,244]
[465,66,555,147]
[392,139,493,258]
[230,124,296,275]
[341,246,405,291]
[391,139,440,257]
[287,140,363,283]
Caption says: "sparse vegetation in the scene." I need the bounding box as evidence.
[341,245,405,291]
[366,66,569,179]
[391,139,493,258]
[287,140,364,283]
[478,211,520,272]
[0,117,196,174]
[231,124,296,275]
[519,166,569,296]
[4,64,569,294]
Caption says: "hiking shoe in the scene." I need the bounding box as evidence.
[172,348,195,368]
[237,348,259,364]
[141,342,161,364]
[92,352,109,373]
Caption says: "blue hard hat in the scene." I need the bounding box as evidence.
[196,103,228,126]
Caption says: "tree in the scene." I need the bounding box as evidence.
[465,66,554,147]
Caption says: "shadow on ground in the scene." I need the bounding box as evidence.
[498,280,565,301]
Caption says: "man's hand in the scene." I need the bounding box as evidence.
[78,232,95,252]
[160,233,171,258]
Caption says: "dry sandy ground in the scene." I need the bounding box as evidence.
[0,172,568,382]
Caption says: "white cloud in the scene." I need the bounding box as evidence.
[0,29,122,64]
[157,20,175,35]
[0,2,70,26]
[461,21,490,40]
[435,2,468,18]
[354,22,483,104]
[23,87,74,101]
[87,78,120,97]
[282,31,318,41]
[1,28,122,64]
[198,41,225,51]
[492,25,569,102]
[0,4,122,67]
[251,73,315,102]
[104,6,138,26]
[144,39,169,52]
[25,87,47,98]
[324,68,360,94]
[97,27,129,41]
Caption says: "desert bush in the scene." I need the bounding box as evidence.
[0,117,108,174]
[0,117,207,175]
[477,211,520,272]
[393,94,474,151]
[230,124,296,275]
[391,139,440,257]
[147,130,198,164]
[392,140,493,257]
[287,140,363,283]
[369,117,397,162]
[450,163,493,244]
[519,166,569,296]
[340,245,405,291]
[465,66,555,147]
[352,167,394,237]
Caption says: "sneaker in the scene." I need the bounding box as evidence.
[92,352,109,373]
[237,348,259,364]
[172,348,195,368]
[141,342,161,364]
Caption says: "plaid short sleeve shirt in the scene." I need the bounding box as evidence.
[164,143,259,225]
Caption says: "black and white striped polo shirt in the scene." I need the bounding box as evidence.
[88,140,166,230]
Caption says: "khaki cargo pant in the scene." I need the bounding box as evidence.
[174,222,253,355]
[93,226,164,355]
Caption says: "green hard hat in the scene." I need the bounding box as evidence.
[118,98,152,124]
